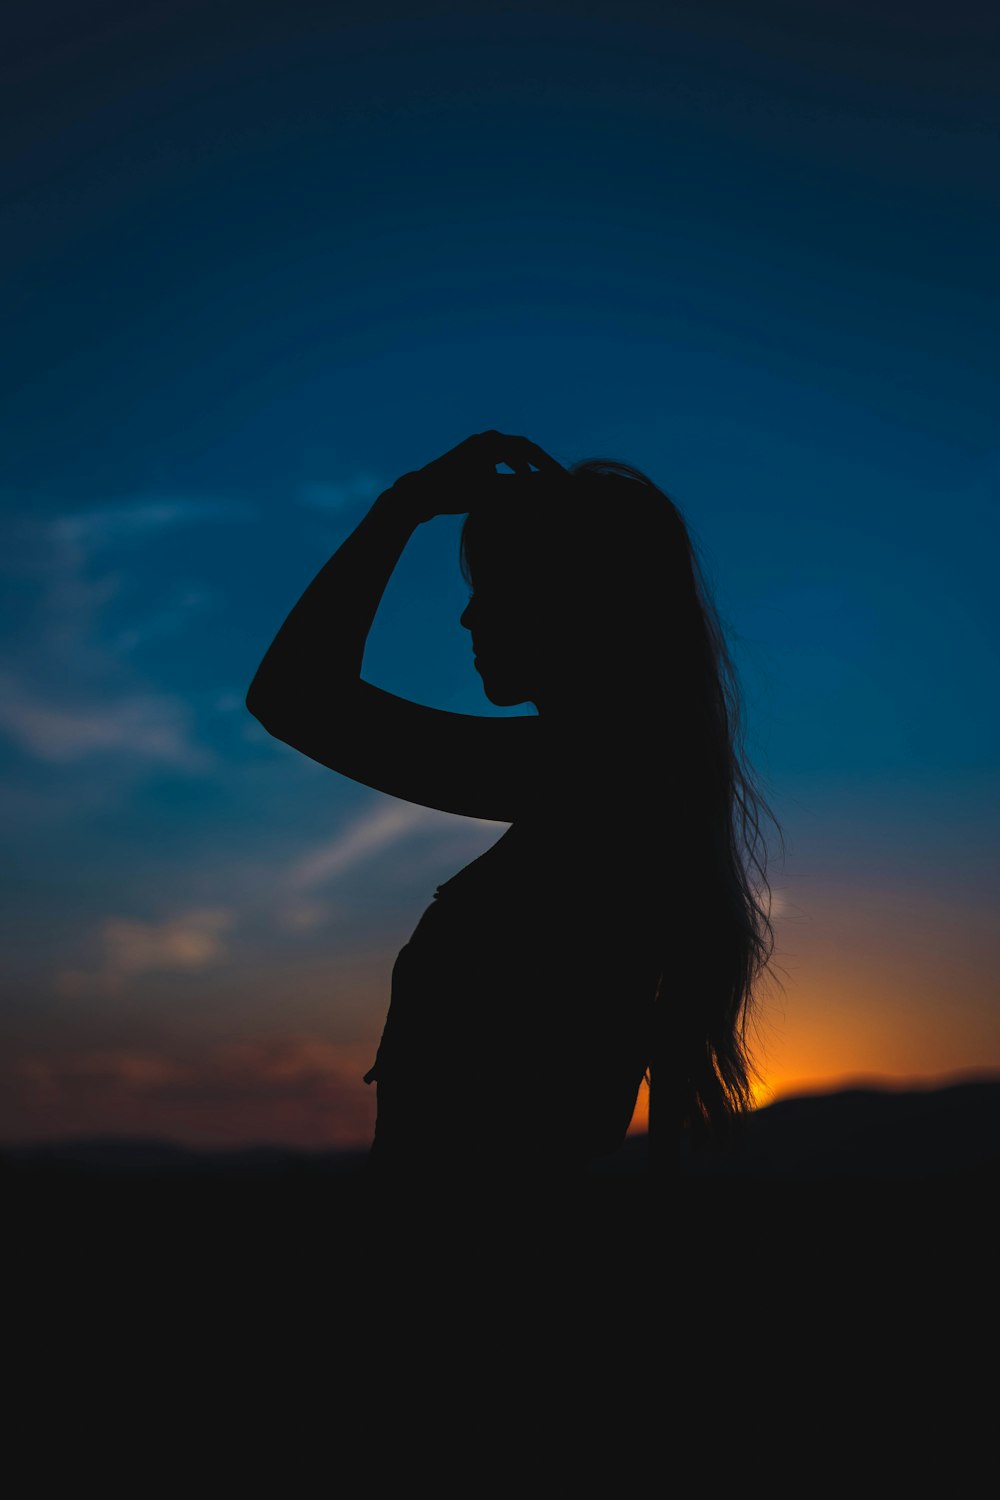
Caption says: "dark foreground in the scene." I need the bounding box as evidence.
[7,1086,993,1468]
[6,1083,997,1360]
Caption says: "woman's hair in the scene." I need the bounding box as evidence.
[459,458,784,1161]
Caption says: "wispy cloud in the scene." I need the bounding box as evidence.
[298,475,387,514]
[275,798,505,929]
[285,800,463,892]
[111,585,217,653]
[44,496,256,553]
[18,1051,188,1092]
[54,907,237,998]
[275,901,329,933]
[49,794,505,994]
[11,1036,378,1148]
[0,491,252,776]
[0,668,213,769]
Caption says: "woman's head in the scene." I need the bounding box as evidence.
[459,461,704,714]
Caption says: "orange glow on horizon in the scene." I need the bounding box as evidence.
[627,1078,649,1135]
[624,1064,997,1135]
[614,875,1000,1137]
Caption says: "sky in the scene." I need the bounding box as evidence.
[2,0,997,1150]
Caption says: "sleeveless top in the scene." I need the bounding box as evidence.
[363,808,665,1176]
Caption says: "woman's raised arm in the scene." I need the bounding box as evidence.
[245,480,423,724]
[244,436,547,821]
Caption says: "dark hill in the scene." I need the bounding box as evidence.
[4,1079,997,1185]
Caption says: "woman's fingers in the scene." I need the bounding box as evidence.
[521,439,569,475]
[486,431,570,477]
[413,431,568,493]
[502,457,534,477]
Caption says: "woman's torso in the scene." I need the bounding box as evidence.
[365,800,668,1177]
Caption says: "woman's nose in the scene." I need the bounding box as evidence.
[460,601,473,630]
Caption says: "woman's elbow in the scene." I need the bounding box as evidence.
[245,664,293,724]
[245,678,289,729]
[245,683,269,723]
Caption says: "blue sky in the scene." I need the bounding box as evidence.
[2,0,997,1146]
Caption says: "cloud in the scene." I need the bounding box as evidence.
[17,1038,358,1098]
[298,475,387,514]
[212,1037,367,1086]
[18,1051,188,1093]
[44,496,256,553]
[111,585,217,653]
[102,908,236,975]
[54,907,237,997]
[285,798,499,893]
[0,493,236,776]
[275,901,330,933]
[0,668,213,769]
[10,1037,378,1148]
[48,793,504,996]
[214,689,244,713]
[271,797,502,932]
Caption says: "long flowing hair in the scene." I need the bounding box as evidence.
[460,457,784,1163]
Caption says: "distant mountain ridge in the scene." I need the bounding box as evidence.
[672,1077,1000,1180]
[4,1080,998,1182]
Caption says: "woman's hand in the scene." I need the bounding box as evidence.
[390,430,569,524]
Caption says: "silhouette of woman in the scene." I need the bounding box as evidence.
[246,431,781,1182]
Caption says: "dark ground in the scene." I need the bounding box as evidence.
[6,1083,996,1381]
[6,1080,996,1236]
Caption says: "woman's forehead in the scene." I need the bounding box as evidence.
[463,473,665,582]
[463,505,536,561]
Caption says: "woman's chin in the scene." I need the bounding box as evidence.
[483,678,531,708]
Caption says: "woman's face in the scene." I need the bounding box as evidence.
[459,568,548,708]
